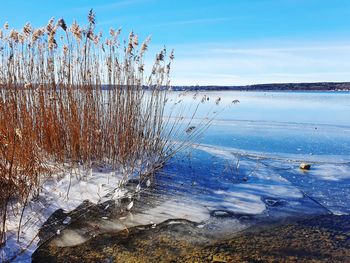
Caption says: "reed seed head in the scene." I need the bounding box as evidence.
[88,9,96,25]
[57,18,67,31]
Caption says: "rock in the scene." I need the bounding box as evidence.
[62,216,72,225]
[299,163,311,170]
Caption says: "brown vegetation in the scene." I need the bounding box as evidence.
[0,10,203,246]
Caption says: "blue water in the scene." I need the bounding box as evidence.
[202,121,350,156]
[182,91,350,126]
[163,90,350,216]
[166,91,350,157]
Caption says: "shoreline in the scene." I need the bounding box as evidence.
[169,81,350,92]
[32,213,350,262]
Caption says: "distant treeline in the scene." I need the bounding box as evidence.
[169,82,350,91]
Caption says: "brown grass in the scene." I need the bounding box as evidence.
[0,10,200,245]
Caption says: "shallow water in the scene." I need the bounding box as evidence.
[33,214,350,262]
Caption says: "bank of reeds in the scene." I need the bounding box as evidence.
[0,10,206,245]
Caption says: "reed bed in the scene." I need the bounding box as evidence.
[0,10,210,246]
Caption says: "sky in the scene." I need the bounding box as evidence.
[1,0,350,85]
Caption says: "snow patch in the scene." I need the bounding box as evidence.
[1,167,127,262]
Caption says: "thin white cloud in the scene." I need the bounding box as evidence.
[212,45,350,52]
[208,45,350,56]
[167,42,350,85]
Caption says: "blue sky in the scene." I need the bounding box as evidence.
[1,0,350,85]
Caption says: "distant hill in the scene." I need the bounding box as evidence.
[171,82,350,91]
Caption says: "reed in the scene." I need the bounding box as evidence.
[0,10,211,246]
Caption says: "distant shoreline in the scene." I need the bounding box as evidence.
[170,82,350,92]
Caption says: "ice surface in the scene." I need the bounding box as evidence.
[162,91,350,219]
[166,91,350,126]
[195,144,350,215]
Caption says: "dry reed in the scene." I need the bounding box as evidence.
[0,10,207,246]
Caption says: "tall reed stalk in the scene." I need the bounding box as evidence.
[0,10,196,246]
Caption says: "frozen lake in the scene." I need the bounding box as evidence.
[39,90,350,252]
[168,90,350,156]
[164,90,350,217]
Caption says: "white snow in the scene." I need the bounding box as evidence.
[1,167,127,262]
